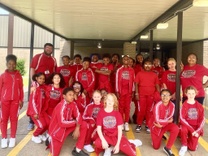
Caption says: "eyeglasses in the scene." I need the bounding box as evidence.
[161,94,170,97]
[73,85,81,88]
[144,64,152,67]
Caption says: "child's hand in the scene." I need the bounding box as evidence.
[19,101,23,109]
[72,126,80,139]
[154,122,162,128]
[168,117,173,123]
[30,86,36,93]
[81,93,86,98]
[34,114,38,120]
[101,139,109,149]
[113,144,120,154]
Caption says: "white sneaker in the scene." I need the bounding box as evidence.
[39,134,47,141]
[32,135,42,143]
[103,146,113,156]
[84,144,94,152]
[8,138,16,148]
[1,138,8,149]
[128,139,142,147]
[124,122,129,132]
[179,146,187,156]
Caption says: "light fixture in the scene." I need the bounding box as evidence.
[156,44,160,50]
[156,23,169,29]
[131,41,137,44]
[193,0,208,7]
[140,35,148,39]
[97,42,102,49]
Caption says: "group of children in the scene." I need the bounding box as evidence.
[0,53,206,156]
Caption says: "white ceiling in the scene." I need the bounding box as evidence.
[0,0,208,42]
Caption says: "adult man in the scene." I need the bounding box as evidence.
[28,43,57,131]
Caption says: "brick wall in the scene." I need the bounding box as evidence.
[123,42,136,58]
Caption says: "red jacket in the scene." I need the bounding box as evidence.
[115,66,135,94]
[0,70,23,102]
[74,93,86,114]
[75,68,95,93]
[48,99,82,142]
[27,83,47,116]
[149,101,175,136]
[180,100,205,135]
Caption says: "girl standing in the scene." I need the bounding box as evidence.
[0,54,24,148]
[179,86,205,156]
[94,93,136,156]
[45,73,65,118]
[82,90,104,153]
[27,72,49,144]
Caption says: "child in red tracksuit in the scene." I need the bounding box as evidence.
[0,54,24,148]
[82,90,103,153]
[56,55,75,87]
[179,86,205,156]
[27,72,49,144]
[134,60,160,133]
[95,54,113,93]
[76,57,95,103]
[45,73,65,118]
[115,55,135,132]
[48,87,88,156]
[148,89,179,156]
[94,93,136,156]
[73,81,87,115]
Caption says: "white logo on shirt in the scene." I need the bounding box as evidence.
[103,116,116,128]
[182,70,196,78]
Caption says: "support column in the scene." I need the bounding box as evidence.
[175,11,183,123]
[52,33,55,57]
[149,30,153,61]
[123,42,136,58]
[7,13,14,54]
[137,39,141,54]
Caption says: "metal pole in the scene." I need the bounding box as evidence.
[149,30,153,61]
[52,33,55,57]
[175,11,183,123]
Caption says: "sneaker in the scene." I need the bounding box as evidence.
[179,146,187,156]
[84,144,94,152]
[128,139,142,147]
[39,134,47,141]
[32,135,42,144]
[163,146,175,156]
[135,125,142,133]
[124,122,129,132]
[8,138,15,148]
[1,138,8,149]
[145,126,150,134]
[72,147,89,156]
[103,146,113,156]
[27,123,34,131]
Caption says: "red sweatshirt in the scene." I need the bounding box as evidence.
[82,102,103,124]
[0,70,24,102]
[74,93,86,114]
[115,66,135,95]
[180,100,205,134]
[149,101,175,136]
[48,99,82,142]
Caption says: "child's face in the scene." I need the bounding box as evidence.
[186,89,196,100]
[168,60,176,70]
[161,91,171,105]
[101,90,107,98]
[73,83,81,93]
[153,59,160,66]
[143,61,152,71]
[92,55,98,62]
[53,74,61,85]
[64,91,74,103]
[82,61,90,70]
[122,56,129,65]
[128,59,134,67]
[7,60,16,72]
[36,75,45,85]
[103,57,110,65]
[137,55,143,63]
[187,54,197,66]
[112,55,119,63]
[74,57,81,64]
[62,57,70,66]
[93,92,102,104]
[106,95,114,108]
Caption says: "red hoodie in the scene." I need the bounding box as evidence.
[0,70,23,102]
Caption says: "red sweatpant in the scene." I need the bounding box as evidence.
[137,95,154,126]
[151,123,179,149]
[119,94,132,123]
[31,113,50,136]
[180,125,199,151]
[0,100,19,138]
[85,123,96,144]
[94,134,136,156]
[50,121,87,156]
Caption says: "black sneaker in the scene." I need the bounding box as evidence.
[72,148,89,156]
[163,146,175,156]
[135,125,142,133]
[145,126,150,134]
